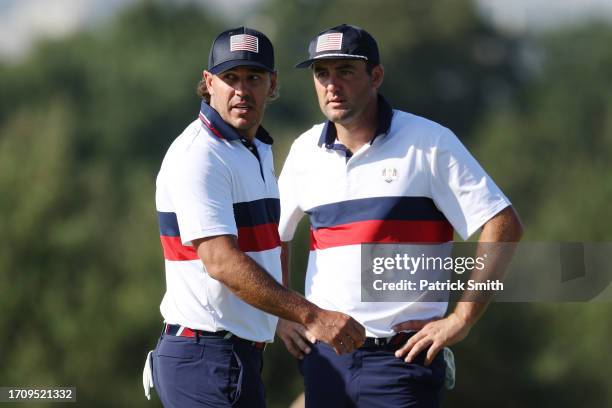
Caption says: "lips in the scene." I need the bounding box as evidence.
[327,95,346,103]
[327,99,347,108]
[231,104,253,115]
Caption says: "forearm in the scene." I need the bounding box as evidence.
[394,207,523,363]
[452,206,523,326]
[221,249,318,324]
[196,236,318,326]
[195,236,365,352]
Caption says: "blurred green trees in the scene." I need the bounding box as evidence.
[0,1,610,407]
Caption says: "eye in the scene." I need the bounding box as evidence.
[314,70,328,79]
[222,73,237,81]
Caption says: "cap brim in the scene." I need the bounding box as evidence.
[209,60,274,75]
[294,54,368,68]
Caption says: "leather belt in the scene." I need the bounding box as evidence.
[362,332,415,348]
[164,324,266,350]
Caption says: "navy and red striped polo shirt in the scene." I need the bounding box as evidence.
[278,96,510,337]
[155,101,281,342]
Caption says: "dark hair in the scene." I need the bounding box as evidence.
[365,61,378,76]
[196,78,210,103]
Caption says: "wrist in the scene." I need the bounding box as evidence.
[300,304,322,328]
[450,310,474,328]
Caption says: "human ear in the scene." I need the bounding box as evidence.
[204,70,214,96]
[372,65,384,89]
[268,71,278,97]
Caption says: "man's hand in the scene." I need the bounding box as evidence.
[305,309,366,355]
[393,313,471,366]
[393,207,523,366]
[276,319,316,359]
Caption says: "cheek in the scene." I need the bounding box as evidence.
[251,88,268,108]
[214,81,233,97]
[314,86,327,102]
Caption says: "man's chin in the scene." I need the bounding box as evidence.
[231,119,258,132]
[217,111,257,130]
[326,109,353,124]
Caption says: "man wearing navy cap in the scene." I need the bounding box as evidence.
[143,26,365,408]
[277,24,523,407]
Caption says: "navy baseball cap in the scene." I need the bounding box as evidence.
[208,26,275,74]
[295,24,380,68]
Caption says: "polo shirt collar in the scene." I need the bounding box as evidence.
[317,94,393,148]
[199,101,273,145]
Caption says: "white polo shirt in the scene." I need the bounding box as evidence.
[156,101,281,342]
[278,96,510,337]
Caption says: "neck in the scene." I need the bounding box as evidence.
[335,97,379,153]
[237,128,257,142]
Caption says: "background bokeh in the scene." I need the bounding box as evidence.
[1,0,611,407]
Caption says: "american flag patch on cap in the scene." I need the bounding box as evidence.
[316,33,343,52]
[230,34,259,53]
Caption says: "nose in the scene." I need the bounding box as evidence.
[325,74,340,93]
[233,79,251,99]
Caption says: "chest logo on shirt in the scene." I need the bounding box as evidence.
[382,167,398,183]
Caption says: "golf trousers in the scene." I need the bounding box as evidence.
[301,341,445,408]
[152,332,266,408]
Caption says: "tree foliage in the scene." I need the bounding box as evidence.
[0,1,610,407]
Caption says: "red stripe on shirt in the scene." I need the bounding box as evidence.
[237,223,281,252]
[199,113,225,139]
[161,223,279,261]
[310,220,453,250]
[160,235,199,261]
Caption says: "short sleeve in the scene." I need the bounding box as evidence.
[167,146,237,245]
[278,143,305,242]
[430,128,511,240]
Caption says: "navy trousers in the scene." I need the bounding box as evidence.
[152,333,266,408]
[301,342,445,408]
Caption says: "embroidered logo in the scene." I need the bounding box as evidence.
[382,167,398,183]
[316,33,343,52]
[230,34,259,53]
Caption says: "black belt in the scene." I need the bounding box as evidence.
[362,332,415,348]
[164,324,266,350]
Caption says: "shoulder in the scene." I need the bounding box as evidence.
[162,119,230,172]
[181,119,233,153]
[278,122,326,172]
[387,110,458,148]
[284,122,326,159]
[291,122,326,150]
[391,110,450,137]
